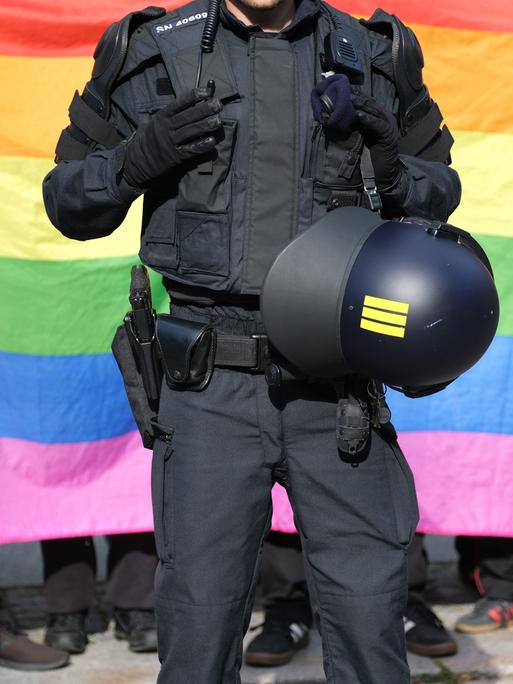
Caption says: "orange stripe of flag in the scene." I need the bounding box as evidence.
[2,22,512,158]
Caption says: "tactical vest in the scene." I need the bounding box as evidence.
[136,0,380,295]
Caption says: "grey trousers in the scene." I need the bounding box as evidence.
[151,303,418,683]
[259,532,428,623]
[152,375,418,681]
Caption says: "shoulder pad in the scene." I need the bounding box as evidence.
[361,9,424,124]
[55,6,165,161]
[90,6,166,118]
[361,9,454,162]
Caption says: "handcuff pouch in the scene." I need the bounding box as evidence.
[156,315,216,391]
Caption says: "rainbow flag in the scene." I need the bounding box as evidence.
[1,0,512,543]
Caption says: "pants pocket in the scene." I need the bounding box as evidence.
[384,437,420,547]
[151,423,175,566]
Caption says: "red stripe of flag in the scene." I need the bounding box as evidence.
[1,0,512,57]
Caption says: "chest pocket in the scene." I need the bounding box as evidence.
[312,127,365,216]
[176,118,238,214]
[174,118,238,278]
[322,129,363,185]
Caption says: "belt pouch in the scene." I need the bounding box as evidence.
[156,314,216,390]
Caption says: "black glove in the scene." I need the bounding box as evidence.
[351,93,403,191]
[311,74,356,133]
[122,88,223,188]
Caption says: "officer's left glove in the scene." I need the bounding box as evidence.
[351,93,404,191]
[311,74,356,133]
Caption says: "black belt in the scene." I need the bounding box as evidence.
[156,315,272,392]
[215,333,270,373]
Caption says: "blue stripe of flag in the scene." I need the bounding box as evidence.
[1,335,512,444]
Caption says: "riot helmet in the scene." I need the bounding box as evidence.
[261,206,499,395]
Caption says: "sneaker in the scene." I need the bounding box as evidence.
[114,609,157,653]
[455,598,513,634]
[45,611,88,654]
[404,593,458,657]
[245,619,310,667]
[0,611,69,671]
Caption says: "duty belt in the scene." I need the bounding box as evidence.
[156,314,272,392]
[215,333,270,373]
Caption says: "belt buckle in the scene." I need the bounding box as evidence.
[250,334,270,373]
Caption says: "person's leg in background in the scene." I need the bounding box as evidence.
[107,532,158,652]
[42,537,96,654]
[245,531,312,666]
[42,533,159,654]
[455,536,513,633]
[405,533,457,656]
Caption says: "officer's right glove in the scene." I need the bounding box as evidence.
[311,74,356,134]
[351,93,404,191]
[122,88,223,188]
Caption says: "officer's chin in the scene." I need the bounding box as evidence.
[235,0,286,11]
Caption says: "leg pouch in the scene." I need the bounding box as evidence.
[151,421,175,566]
[383,433,420,548]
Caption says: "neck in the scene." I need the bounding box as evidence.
[224,0,296,31]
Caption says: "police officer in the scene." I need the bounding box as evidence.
[42,0,461,679]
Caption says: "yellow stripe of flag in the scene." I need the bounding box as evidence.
[0,156,141,260]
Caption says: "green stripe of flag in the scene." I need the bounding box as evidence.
[1,232,512,355]
[479,235,513,335]
[0,256,168,355]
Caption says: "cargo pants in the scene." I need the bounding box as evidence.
[151,305,419,684]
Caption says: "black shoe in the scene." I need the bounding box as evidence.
[45,611,88,655]
[404,593,458,658]
[85,606,110,635]
[114,609,157,653]
[245,619,310,667]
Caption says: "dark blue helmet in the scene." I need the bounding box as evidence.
[261,207,499,396]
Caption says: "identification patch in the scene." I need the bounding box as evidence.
[359,295,409,339]
[155,12,207,33]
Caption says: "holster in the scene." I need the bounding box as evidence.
[112,324,160,449]
[156,315,217,391]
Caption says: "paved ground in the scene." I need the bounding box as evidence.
[1,603,513,684]
[1,562,512,684]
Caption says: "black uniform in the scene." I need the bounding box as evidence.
[257,531,432,626]
[43,0,461,681]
